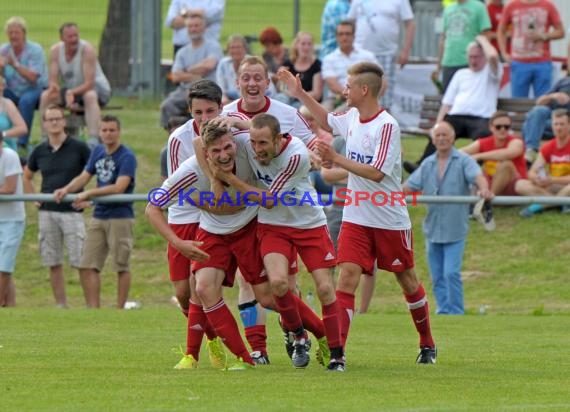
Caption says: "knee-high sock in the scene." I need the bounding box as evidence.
[404,284,435,348]
[245,325,267,355]
[322,300,342,351]
[335,290,355,348]
[203,299,254,364]
[186,300,206,358]
[293,294,325,339]
[273,290,303,335]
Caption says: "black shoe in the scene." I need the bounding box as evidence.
[291,335,310,369]
[416,347,437,364]
[250,351,270,365]
[403,160,418,174]
[278,316,294,359]
[327,357,346,372]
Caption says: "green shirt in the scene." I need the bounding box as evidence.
[442,0,491,67]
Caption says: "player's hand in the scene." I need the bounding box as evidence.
[176,240,210,262]
[210,178,225,203]
[276,68,302,98]
[316,140,335,162]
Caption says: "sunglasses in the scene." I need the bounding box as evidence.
[493,124,511,130]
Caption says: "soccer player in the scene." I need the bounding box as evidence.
[220,55,322,360]
[277,62,437,364]
[163,79,248,369]
[209,113,345,371]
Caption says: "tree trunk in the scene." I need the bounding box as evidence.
[99,0,131,90]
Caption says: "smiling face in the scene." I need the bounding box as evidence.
[249,125,279,165]
[343,75,364,108]
[237,62,270,111]
[205,133,236,172]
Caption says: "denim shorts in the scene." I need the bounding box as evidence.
[0,220,25,273]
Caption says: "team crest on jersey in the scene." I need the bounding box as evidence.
[361,133,373,152]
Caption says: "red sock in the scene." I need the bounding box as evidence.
[335,290,355,347]
[273,290,303,333]
[293,294,325,339]
[204,299,253,364]
[245,325,267,355]
[404,284,435,348]
[186,301,206,359]
[322,300,342,350]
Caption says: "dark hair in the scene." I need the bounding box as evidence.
[43,104,65,120]
[187,80,222,108]
[489,111,511,124]
[336,20,355,34]
[101,114,121,130]
[552,108,569,120]
[251,113,280,139]
[59,22,77,36]
[167,116,188,132]
[259,27,283,45]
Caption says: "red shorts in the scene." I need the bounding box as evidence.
[485,174,520,196]
[337,221,414,275]
[257,223,336,272]
[191,219,266,287]
[167,223,199,282]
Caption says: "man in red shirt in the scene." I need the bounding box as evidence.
[517,108,570,216]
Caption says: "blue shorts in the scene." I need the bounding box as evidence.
[0,221,25,273]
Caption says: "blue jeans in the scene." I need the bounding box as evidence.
[426,239,465,315]
[510,60,552,98]
[522,105,554,151]
[3,87,42,146]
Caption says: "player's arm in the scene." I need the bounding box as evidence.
[211,168,276,209]
[145,203,210,261]
[277,68,332,133]
[317,140,384,183]
[320,165,348,185]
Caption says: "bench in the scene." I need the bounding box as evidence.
[64,104,124,138]
[404,95,535,137]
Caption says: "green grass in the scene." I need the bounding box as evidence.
[3,309,569,411]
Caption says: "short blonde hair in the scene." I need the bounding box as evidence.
[5,16,27,34]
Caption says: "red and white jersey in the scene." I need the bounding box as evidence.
[159,151,258,235]
[223,96,317,150]
[235,133,326,229]
[166,119,200,224]
[327,108,411,230]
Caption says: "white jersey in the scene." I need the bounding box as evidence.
[235,133,326,229]
[166,119,200,224]
[327,108,411,230]
[223,96,317,150]
[159,150,258,235]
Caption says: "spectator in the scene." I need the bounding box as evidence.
[406,35,502,171]
[160,116,188,182]
[259,27,289,80]
[23,105,91,308]
[54,115,137,309]
[403,122,493,315]
[0,16,47,150]
[461,111,527,203]
[321,20,377,111]
[433,0,491,93]
[282,32,323,108]
[0,136,25,307]
[39,22,111,149]
[521,75,570,164]
[347,0,415,110]
[518,108,570,217]
[0,73,28,150]
[216,35,249,105]
[487,0,510,55]
[164,0,226,55]
[497,0,564,98]
[320,0,350,60]
[159,14,223,129]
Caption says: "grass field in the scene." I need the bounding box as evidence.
[2,1,570,411]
